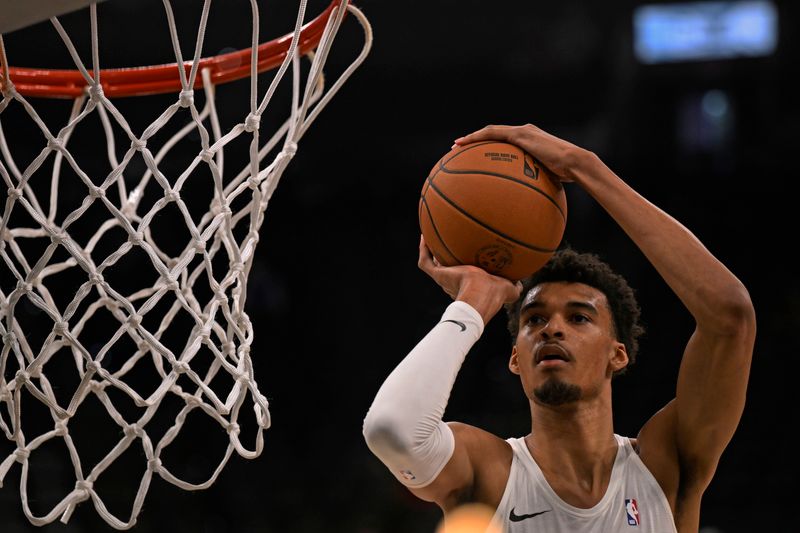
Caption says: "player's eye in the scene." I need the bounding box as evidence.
[526,315,546,325]
[571,314,590,323]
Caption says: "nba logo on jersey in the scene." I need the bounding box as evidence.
[399,469,416,481]
[625,498,640,526]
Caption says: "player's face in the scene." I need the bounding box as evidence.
[509,281,628,405]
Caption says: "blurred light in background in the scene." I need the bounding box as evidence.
[633,1,778,63]
[435,503,501,533]
[678,89,735,152]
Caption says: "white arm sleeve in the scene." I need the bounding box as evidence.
[362,301,484,488]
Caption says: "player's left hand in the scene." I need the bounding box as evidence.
[453,123,589,182]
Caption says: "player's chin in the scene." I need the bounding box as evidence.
[532,377,582,406]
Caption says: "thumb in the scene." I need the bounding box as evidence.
[505,280,524,304]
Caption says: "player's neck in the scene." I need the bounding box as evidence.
[525,397,618,507]
[527,394,616,471]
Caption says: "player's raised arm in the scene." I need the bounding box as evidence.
[362,238,520,509]
[458,124,757,515]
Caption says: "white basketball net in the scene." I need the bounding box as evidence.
[0,0,371,528]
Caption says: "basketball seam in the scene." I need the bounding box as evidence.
[437,165,566,221]
[419,195,464,265]
[438,142,566,221]
[425,178,558,254]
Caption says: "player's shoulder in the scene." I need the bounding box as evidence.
[635,401,680,508]
[446,422,513,472]
[447,421,511,447]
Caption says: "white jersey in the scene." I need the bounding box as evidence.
[490,435,677,533]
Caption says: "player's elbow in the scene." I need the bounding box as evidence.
[362,411,414,458]
[703,282,756,337]
[722,284,756,335]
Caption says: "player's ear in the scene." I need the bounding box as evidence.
[609,341,628,374]
[509,346,521,375]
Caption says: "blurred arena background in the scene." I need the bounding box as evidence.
[1,0,796,531]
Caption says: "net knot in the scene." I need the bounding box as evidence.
[137,340,150,353]
[127,314,142,329]
[124,424,143,438]
[230,261,245,274]
[75,480,93,498]
[185,396,202,408]
[179,89,194,108]
[89,272,104,285]
[163,189,180,203]
[130,139,147,151]
[88,84,104,99]
[85,361,100,374]
[49,229,68,245]
[210,199,233,217]
[53,321,69,336]
[16,280,32,293]
[226,422,240,436]
[283,141,298,156]
[172,361,189,374]
[199,149,215,163]
[89,186,105,199]
[1,79,16,97]
[54,420,69,437]
[14,448,30,463]
[164,276,180,291]
[148,457,162,471]
[222,341,236,356]
[14,370,30,387]
[244,113,261,132]
[247,176,261,190]
[6,187,22,200]
[193,238,206,254]
[47,137,64,151]
[198,326,211,341]
[129,231,145,246]
[3,331,17,346]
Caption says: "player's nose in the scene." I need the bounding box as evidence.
[539,316,566,339]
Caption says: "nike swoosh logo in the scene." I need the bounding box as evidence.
[441,319,466,331]
[509,508,551,522]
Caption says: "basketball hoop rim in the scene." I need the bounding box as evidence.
[1,0,345,99]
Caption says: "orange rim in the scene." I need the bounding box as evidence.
[2,0,344,99]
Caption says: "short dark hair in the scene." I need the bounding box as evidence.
[505,248,645,374]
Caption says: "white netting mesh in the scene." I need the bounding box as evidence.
[0,0,371,528]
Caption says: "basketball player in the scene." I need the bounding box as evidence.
[363,123,755,532]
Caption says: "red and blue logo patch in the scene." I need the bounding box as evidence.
[625,498,640,526]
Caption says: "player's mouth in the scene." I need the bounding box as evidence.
[535,343,572,367]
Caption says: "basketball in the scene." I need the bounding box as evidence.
[419,141,567,281]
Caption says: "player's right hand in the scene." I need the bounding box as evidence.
[418,235,522,324]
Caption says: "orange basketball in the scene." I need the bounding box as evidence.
[419,141,567,281]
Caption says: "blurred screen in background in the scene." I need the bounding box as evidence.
[634,1,778,63]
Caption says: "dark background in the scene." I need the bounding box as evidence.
[0,0,796,531]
